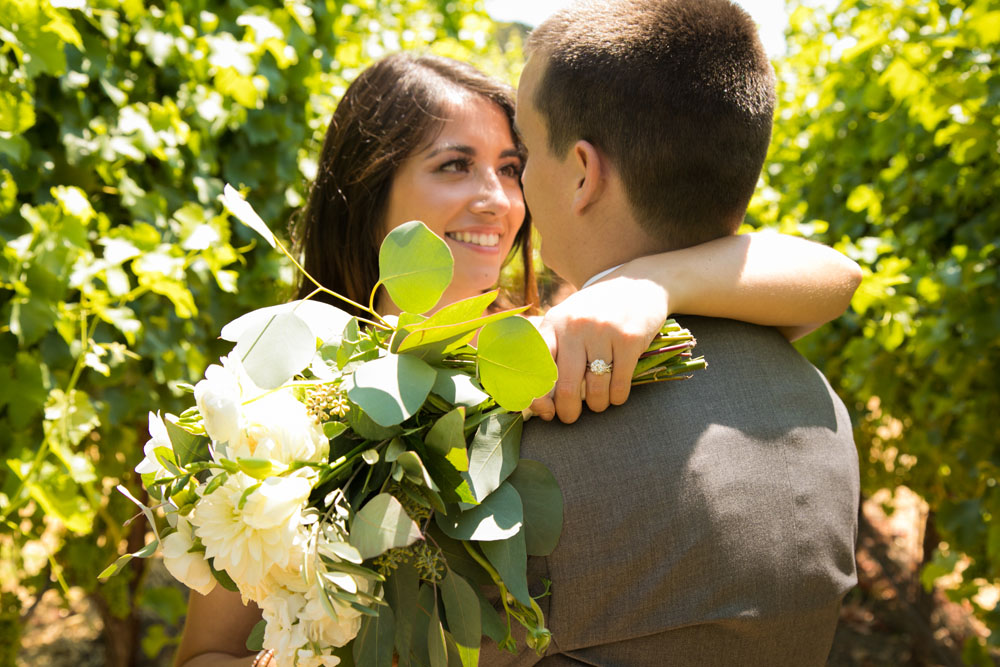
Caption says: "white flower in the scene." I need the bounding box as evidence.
[260,589,310,665]
[161,518,216,596]
[135,412,173,477]
[259,582,359,667]
[194,360,244,446]
[191,473,311,591]
[236,389,328,466]
[301,584,364,648]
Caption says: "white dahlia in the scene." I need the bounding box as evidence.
[190,472,312,591]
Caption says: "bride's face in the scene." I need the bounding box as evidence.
[382,93,525,307]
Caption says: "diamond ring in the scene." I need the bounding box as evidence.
[588,359,613,376]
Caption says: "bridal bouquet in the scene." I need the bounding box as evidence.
[101,186,705,667]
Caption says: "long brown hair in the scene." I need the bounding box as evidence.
[291,53,537,317]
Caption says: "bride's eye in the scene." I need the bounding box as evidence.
[439,158,470,173]
[500,162,523,178]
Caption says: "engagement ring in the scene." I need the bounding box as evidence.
[589,359,613,376]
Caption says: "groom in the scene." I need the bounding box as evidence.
[482,0,860,664]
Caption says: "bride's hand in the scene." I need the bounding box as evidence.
[528,276,667,424]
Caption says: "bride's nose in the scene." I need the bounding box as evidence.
[469,168,511,217]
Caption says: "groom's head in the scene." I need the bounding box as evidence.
[516,0,775,285]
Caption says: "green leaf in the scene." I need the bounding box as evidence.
[98,538,158,581]
[346,354,437,427]
[165,419,209,467]
[480,530,531,606]
[425,408,469,471]
[411,584,436,666]
[477,317,557,411]
[384,561,420,664]
[436,482,522,542]
[431,370,490,408]
[349,493,423,560]
[222,184,276,247]
[440,570,481,667]
[428,599,448,667]
[466,413,521,502]
[245,619,266,652]
[222,300,352,347]
[506,460,563,556]
[9,460,94,534]
[353,604,395,667]
[233,310,316,389]
[395,290,518,354]
[10,297,58,346]
[396,451,441,493]
[378,221,453,314]
[347,405,403,441]
[472,586,506,644]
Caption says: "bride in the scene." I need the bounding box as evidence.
[174,53,860,666]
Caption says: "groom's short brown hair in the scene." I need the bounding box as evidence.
[527,0,775,250]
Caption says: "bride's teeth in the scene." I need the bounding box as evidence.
[447,232,499,247]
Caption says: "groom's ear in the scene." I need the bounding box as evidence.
[569,139,606,215]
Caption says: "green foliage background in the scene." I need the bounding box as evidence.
[746,0,999,658]
[1,0,998,661]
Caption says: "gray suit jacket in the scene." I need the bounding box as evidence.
[481,317,859,666]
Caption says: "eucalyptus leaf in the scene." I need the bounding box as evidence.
[466,412,521,502]
[411,584,437,666]
[440,570,481,667]
[431,370,490,408]
[396,451,440,492]
[428,600,448,667]
[384,561,420,665]
[349,493,423,560]
[353,604,395,667]
[477,317,557,411]
[221,300,352,346]
[347,405,403,441]
[222,184,276,248]
[378,221,453,315]
[436,482,522,542]
[474,587,507,644]
[480,530,531,606]
[425,408,469,471]
[506,459,563,556]
[395,290,511,353]
[346,354,437,427]
[233,310,315,389]
[397,306,530,359]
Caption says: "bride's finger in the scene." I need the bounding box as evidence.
[584,341,614,413]
[553,336,587,424]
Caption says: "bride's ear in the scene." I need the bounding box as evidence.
[570,139,606,215]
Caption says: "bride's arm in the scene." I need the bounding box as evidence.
[174,586,262,666]
[533,232,862,423]
[616,232,861,340]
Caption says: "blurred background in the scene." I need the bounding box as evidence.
[1,0,997,664]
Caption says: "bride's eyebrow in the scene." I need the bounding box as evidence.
[425,144,475,159]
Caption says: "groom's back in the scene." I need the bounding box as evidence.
[520,317,859,666]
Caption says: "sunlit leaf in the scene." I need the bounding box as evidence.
[477,317,557,411]
[349,494,423,560]
[378,221,453,315]
[221,184,276,248]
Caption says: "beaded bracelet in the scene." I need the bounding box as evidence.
[252,648,275,667]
